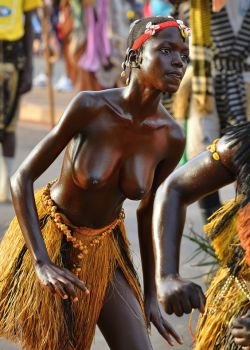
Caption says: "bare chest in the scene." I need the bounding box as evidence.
[69,127,168,199]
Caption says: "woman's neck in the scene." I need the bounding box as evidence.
[121,77,162,122]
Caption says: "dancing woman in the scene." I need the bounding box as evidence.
[0,16,190,350]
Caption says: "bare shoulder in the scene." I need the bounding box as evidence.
[57,90,107,128]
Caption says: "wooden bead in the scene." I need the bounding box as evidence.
[213,152,220,161]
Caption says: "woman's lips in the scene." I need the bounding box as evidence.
[167,72,183,81]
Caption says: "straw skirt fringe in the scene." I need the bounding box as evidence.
[193,199,250,349]
[0,187,144,350]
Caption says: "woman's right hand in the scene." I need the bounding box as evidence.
[157,275,206,316]
[34,261,89,301]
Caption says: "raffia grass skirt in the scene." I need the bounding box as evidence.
[0,187,144,350]
[193,199,250,350]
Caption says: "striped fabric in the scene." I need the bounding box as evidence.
[211,5,250,130]
[190,0,214,114]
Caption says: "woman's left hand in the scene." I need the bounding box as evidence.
[231,309,250,349]
[144,296,183,346]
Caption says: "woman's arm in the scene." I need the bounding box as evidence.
[153,139,236,316]
[137,130,185,345]
[11,92,91,299]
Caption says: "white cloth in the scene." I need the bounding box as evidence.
[186,97,220,159]
[0,145,13,202]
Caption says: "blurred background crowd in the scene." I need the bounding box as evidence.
[31,0,181,92]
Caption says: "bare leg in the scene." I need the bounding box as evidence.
[2,131,16,157]
[0,132,15,202]
[97,268,153,350]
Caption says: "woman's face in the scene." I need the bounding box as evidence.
[138,26,189,93]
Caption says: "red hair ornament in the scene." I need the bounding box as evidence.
[132,19,191,50]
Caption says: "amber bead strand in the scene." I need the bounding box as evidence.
[42,182,125,276]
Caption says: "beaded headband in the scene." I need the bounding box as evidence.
[131,19,191,50]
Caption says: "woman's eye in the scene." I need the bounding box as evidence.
[181,54,190,62]
[160,48,171,55]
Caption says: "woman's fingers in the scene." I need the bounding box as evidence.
[53,280,69,299]
[173,298,184,316]
[44,281,56,295]
[181,298,192,314]
[63,281,79,302]
[61,268,89,294]
[162,317,183,345]
[189,287,206,313]
[153,319,175,346]
[39,264,89,299]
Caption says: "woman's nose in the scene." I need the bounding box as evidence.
[171,53,184,68]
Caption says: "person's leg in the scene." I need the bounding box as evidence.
[0,56,19,202]
[97,268,153,350]
[0,132,15,202]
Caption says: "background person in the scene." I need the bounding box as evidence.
[0,0,42,203]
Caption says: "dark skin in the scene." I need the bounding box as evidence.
[153,134,250,345]
[11,26,189,348]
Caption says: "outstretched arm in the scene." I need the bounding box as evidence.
[153,138,236,316]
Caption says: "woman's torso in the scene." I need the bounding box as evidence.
[50,89,182,228]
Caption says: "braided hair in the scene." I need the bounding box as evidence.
[226,122,250,207]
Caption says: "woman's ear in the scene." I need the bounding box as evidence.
[127,49,143,68]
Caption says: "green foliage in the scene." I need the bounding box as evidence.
[184,223,219,282]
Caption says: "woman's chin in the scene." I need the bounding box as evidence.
[163,84,180,94]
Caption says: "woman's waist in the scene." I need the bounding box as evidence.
[45,181,125,231]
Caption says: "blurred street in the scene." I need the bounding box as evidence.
[0,59,235,350]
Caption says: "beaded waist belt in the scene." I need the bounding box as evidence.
[42,182,125,275]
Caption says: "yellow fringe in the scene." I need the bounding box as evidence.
[0,188,144,350]
[204,198,240,263]
[193,198,250,349]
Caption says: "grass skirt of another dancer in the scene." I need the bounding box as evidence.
[0,186,145,350]
[193,198,250,350]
